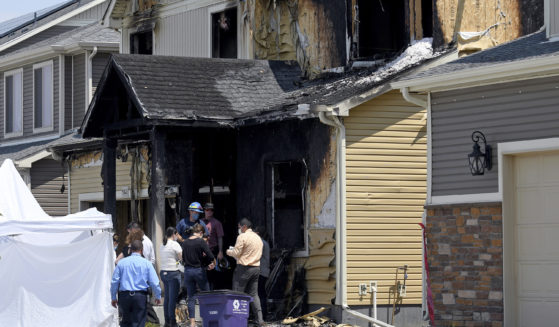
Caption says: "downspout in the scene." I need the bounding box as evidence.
[400,87,430,322]
[318,111,394,327]
[87,46,98,104]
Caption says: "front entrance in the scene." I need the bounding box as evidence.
[510,151,559,326]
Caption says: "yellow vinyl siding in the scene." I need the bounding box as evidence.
[70,159,149,212]
[345,90,426,305]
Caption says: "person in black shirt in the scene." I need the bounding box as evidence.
[181,224,215,327]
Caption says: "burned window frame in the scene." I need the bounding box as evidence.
[130,29,153,55]
[209,3,238,59]
[267,161,309,256]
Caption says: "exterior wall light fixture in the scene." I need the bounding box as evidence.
[468,131,492,176]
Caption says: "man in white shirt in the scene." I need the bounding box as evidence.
[127,222,156,265]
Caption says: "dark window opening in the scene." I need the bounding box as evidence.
[356,0,407,59]
[211,7,237,58]
[271,162,305,250]
[130,31,153,55]
[422,0,433,38]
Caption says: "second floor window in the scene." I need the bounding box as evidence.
[4,69,23,136]
[33,61,53,131]
[211,7,237,58]
[130,31,153,55]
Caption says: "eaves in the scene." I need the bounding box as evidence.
[0,0,109,53]
[0,42,118,71]
[391,54,559,93]
[309,83,393,117]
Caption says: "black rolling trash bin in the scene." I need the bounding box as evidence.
[196,290,253,327]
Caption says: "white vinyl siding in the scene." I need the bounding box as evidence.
[33,61,54,132]
[4,68,23,137]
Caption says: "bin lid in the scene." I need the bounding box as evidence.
[196,289,251,297]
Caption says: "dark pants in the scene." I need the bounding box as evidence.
[206,247,219,290]
[184,266,210,319]
[233,265,263,323]
[118,291,147,327]
[161,270,181,326]
[258,275,268,319]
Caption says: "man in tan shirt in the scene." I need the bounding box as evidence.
[226,218,264,324]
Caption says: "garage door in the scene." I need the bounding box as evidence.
[514,152,559,326]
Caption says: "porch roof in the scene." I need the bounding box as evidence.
[81,54,304,137]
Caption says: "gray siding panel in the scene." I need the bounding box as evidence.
[65,56,73,131]
[92,53,111,93]
[53,57,59,133]
[431,75,559,196]
[22,65,32,135]
[0,72,3,139]
[31,158,68,216]
[73,53,86,128]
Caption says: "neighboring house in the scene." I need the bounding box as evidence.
[0,0,119,215]
[392,2,559,326]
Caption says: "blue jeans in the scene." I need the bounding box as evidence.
[184,266,209,319]
[160,270,181,325]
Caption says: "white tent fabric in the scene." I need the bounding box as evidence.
[0,158,49,221]
[0,159,117,326]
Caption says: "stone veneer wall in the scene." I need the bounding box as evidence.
[425,203,503,327]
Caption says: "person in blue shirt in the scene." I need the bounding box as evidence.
[176,202,209,241]
[111,240,162,327]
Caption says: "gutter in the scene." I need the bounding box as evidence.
[87,46,98,104]
[318,110,394,327]
[399,87,431,323]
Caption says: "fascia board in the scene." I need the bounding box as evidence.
[392,55,559,92]
[0,0,108,53]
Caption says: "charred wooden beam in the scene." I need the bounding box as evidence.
[149,126,166,269]
[102,136,117,225]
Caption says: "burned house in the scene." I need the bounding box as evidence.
[45,0,549,325]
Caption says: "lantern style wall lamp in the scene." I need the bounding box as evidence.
[468,131,492,176]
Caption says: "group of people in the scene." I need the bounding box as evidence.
[110,202,270,327]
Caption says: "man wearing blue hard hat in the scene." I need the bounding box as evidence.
[176,202,209,241]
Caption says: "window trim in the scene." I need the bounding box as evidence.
[3,68,24,138]
[32,60,55,133]
[208,2,239,59]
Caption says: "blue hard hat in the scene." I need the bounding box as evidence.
[188,202,203,213]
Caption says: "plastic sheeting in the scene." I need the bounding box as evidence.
[0,159,117,326]
[0,233,118,326]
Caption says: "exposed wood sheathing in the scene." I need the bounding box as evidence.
[344,90,426,305]
[244,0,346,77]
[433,0,542,48]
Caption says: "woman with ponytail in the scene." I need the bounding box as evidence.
[160,227,182,327]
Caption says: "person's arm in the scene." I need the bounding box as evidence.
[147,264,162,302]
[216,221,224,260]
[201,239,215,270]
[201,221,209,237]
[110,265,121,305]
[115,252,124,265]
[226,234,244,259]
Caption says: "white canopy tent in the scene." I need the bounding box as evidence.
[0,159,117,326]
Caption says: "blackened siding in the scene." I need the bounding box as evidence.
[31,158,68,216]
[73,53,85,128]
[430,75,559,196]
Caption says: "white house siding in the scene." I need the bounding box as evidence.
[155,7,209,57]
